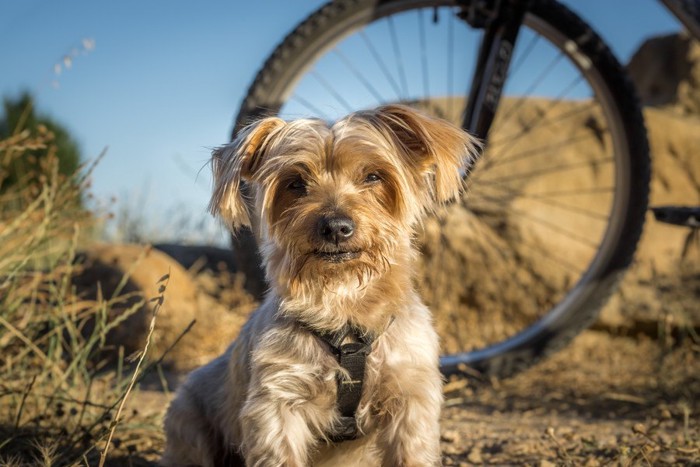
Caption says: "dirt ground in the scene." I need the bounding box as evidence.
[112,327,699,466]
[93,257,697,466]
[440,330,699,465]
[90,99,699,465]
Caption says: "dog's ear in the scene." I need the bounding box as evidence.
[371,104,480,203]
[209,117,286,230]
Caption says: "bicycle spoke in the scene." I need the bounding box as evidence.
[508,33,541,78]
[465,204,589,273]
[475,185,611,222]
[359,30,403,101]
[333,49,385,103]
[309,70,354,112]
[519,237,584,274]
[447,8,455,121]
[471,186,617,217]
[488,76,587,148]
[387,16,409,98]
[488,99,595,146]
[484,130,607,169]
[289,95,333,120]
[419,9,430,97]
[522,186,615,198]
[494,51,567,131]
[496,204,602,250]
[475,156,614,185]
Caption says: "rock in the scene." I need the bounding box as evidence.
[467,447,483,464]
[153,243,237,273]
[632,423,647,435]
[73,243,250,371]
[627,33,700,115]
[441,430,459,443]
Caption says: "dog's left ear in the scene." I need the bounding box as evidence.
[209,117,286,230]
[371,104,480,203]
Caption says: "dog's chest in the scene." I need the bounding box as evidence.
[309,324,384,441]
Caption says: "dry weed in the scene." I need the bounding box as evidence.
[0,128,168,465]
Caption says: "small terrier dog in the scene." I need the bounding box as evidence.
[162,105,478,466]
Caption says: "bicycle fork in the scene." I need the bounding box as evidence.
[460,0,532,143]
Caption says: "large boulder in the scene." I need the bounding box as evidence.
[73,244,252,371]
[627,33,700,115]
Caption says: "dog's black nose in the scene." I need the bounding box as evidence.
[318,216,355,244]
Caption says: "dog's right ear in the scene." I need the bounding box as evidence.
[209,117,286,230]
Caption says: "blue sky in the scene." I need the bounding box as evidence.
[0,1,680,243]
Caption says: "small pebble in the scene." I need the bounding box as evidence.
[441,430,458,443]
[467,447,483,464]
[632,423,647,435]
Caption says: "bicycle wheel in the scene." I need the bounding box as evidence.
[233,0,650,378]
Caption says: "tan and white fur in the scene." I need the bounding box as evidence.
[161,105,479,467]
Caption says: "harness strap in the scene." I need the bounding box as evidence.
[309,324,373,443]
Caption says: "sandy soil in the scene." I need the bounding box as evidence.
[94,254,698,465]
[108,324,698,465]
[440,330,699,465]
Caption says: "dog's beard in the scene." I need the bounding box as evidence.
[263,239,393,300]
[292,248,388,292]
[264,242,399,331]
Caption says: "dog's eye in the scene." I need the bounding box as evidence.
[363,173,381,184]
[287,177,307,193]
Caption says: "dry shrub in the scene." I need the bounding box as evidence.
[0,128,162,465]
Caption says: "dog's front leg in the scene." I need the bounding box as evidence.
[378,366,444,467]
[239,365,333,467]
[240,393,314,467]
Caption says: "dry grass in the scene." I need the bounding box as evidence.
[0,127,165,465]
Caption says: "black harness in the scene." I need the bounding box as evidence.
[308,323,374,443]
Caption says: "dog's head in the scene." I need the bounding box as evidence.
[210,105,479,301]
